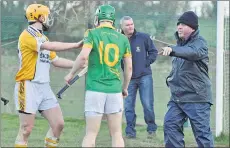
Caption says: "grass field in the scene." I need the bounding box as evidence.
[1,113,229,147]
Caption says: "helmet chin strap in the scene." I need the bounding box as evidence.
[42,23,49,31]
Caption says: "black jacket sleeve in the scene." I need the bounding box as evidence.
[170,39,208,61]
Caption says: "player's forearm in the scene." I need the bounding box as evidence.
[50,42,80,51]
[52,58,74,69]
[70,55,87,75]
[123,65,132,90]
[41,40,83,51]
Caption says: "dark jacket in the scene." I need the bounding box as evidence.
[167,29,212,104]
[121,29,158,79]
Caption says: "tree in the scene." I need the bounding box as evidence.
[109,1,187,40]
[201,2,213,18]
[151,1,178,39]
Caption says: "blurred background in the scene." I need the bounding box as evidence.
[1,0,229,136]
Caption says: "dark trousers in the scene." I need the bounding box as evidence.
[164,101,214,147]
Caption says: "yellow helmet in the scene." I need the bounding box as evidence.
[25,4,50,23]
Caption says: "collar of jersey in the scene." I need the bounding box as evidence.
[96,24,115,29]
[28,25,43,34]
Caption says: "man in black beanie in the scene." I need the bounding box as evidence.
[159,11,214,147]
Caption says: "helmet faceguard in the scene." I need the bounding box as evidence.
[40,14,50,31]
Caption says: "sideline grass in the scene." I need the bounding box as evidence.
[1,113,229,147]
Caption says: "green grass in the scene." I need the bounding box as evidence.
[1,113,229,147]
[215,133,230,146]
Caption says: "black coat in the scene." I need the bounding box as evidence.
[167,29,212,104]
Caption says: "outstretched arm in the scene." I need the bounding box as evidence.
[40,40,83,51]
[159,39,208,61]
[52,58,74,69]
[169,44,208,61]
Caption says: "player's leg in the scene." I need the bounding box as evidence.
[15,113,36,147]
[107,112,124,147]
[105,93,124,147]
[39,83,64,147]
[14,81,38,147]
[82,91,106,147]
[82,114,103,147]
[41,106,64,147]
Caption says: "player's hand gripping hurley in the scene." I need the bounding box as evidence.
[57,66,88,99]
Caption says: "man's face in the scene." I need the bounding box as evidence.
[39,14,50,25]
[121,19,134,36]
[177,23,195,39]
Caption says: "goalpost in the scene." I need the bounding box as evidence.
[215,1,228,137]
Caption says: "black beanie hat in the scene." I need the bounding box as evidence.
[177,11,199,30]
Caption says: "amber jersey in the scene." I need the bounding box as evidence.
[15,26,58,83]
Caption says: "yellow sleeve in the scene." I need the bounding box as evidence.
[82,29,93,49]
[19,31,38,52]
[50,51,57,60]
[123,37,132,58]
[123,48,132,58]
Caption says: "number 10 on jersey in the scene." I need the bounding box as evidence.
[99,41,119,67]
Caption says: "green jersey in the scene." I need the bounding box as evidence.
[83,24,131,93]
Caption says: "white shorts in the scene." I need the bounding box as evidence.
[85,90,123,116]
[14,81,59,114]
